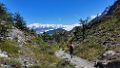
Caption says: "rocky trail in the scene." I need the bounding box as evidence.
[55,49,95,68]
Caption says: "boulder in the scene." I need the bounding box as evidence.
[102,50,119,60]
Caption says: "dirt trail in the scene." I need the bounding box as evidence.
[55,49,95,68]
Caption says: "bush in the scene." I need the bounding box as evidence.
[75,38,105,61]
[0,40,20,57]
[56,59,75,68]
[6,59,21,68]
[29,65,41,68]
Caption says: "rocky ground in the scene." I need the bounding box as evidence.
[55,49,95,68]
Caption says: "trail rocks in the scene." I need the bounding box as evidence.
[55,49,95,68]
[102,50,120,60]
[0,50,8,58]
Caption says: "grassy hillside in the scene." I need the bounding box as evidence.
[1,0,120,67]
[0,2,65,68]
[74,0,120,61]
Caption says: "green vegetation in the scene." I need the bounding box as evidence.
[0,2,62,67]
[1,0,120,67]
[57,59,75,68]
[29,65,41,68]
[0,40,20,57]
[75,38,105,61]
[41,32,52,42]
[13,13,28,31]
[0,3,13,41]
[6,59,21,68]
[0,58,21,68]
[73,3,120,60]
[22,37,61,67]
[52,31,68,43]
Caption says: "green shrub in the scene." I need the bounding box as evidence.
[7,59,21,67]
[24,41,61,67]
[75,38,105,61]
[56,59,75,68]
[0,40,20,57]
[29,65,41,68]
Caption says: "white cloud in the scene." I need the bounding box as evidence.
[90,15,96,19]
[28,23,63,29]
[27,23,80,31]
[90,13,102,20]
[63,23,80,31]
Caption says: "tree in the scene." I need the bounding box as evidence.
[73,26,82,41]
[14,13,27,30]
[0,3,13,41]
[52,31,67,43]
[0,21,11,41]
[0,3,13,22]
[0,3,7,17]
[79,17,89,40]
[30,29,36,35]
[41,32,52,42]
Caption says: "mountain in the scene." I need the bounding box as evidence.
[28,23,64,34]
[106,0,120,15]
[72,0,120,61]
[28,23,80,34]
[1,0,120,67]
[34,27,66,34]
[0,3,63,68]
[46,28,66,35]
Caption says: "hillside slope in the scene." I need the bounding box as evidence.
[0,3,62,68]
[74,0,120,61]
[0,26,61,68]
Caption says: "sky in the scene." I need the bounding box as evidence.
[0,0,115,25]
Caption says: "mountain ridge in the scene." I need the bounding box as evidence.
[72,0,120,62]
[28,23,80,34]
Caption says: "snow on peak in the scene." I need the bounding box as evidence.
[28,23,64,29]
[27,23,80,34]
[28,23,80,31]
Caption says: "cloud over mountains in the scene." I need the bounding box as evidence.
[27,23,80,33]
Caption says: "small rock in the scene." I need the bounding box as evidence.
[102,50,119,60]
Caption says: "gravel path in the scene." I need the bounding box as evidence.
[55,49,95,68]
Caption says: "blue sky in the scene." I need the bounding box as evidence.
[1,0,115,25]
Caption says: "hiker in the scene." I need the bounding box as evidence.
[69,43,74,58]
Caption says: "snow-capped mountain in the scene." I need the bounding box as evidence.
[46,28,66,35]
[27,23,80,34]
